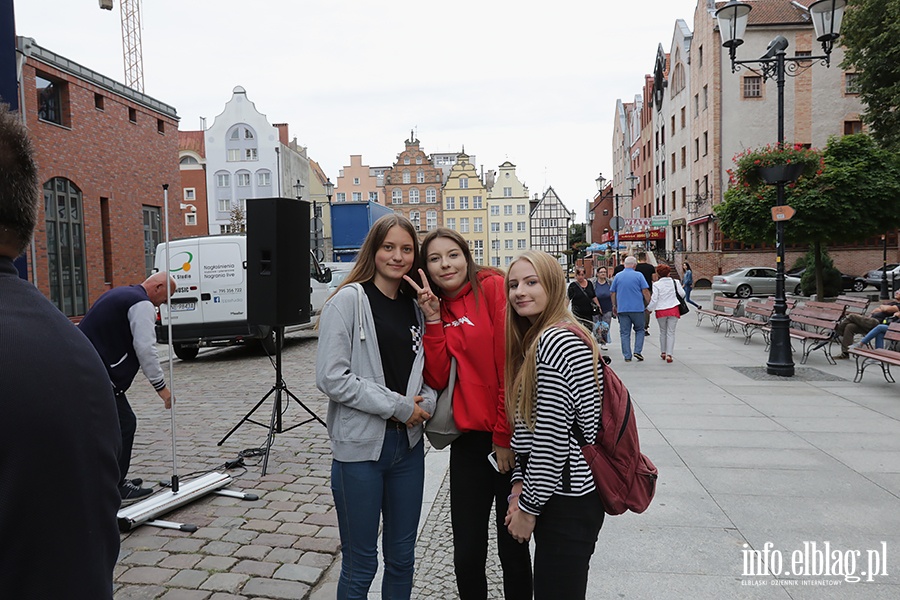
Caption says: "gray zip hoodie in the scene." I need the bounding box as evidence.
[316,283,437,462]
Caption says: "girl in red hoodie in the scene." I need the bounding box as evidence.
[405,228,532,599]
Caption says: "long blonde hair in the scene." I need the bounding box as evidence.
[504,250,600,429]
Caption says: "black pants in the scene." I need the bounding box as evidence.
[115,391,136,486]
[450,431,533,599]
[533,492,604,600]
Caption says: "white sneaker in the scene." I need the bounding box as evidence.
[600,344,608,351]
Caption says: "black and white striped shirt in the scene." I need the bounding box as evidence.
[512,327,603,516]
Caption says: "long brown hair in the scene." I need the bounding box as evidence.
[504,250,599,429]
[329,214,421,299]
[419,227,503,304]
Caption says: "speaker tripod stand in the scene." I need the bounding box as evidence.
[217,326,325,475]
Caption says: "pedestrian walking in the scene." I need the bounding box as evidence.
[503,250,605,600]
[405,227,532,600]
[646,264,686,363]
[567,267,601,330]
[681,262,702,309]
[593,266,613,350]
[610,256,650,362]
[315,214,437,600]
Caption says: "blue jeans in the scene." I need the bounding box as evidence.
[859,323,890,349]
[617,312,645,359]
[684,285,701,308]
[332,427,425,600]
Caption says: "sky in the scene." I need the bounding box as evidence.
[15,0,703,221]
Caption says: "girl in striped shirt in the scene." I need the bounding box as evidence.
[504,250,605,599]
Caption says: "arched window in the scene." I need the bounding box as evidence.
[179,155,199,165]
[426,187,436,203]
[402,170,410,184]
[43,178,88,316]
[409,189,420,204]
[392,189,402,204]
[225,123,258,161]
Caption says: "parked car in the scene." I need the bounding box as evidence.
[864,264,900,288]
[786,267,868,293]
[712,267,802,299]
[323,261,355,293]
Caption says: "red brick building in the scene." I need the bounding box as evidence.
[178,130,208,234]
[383,133,443,232]
[18,37,185,317]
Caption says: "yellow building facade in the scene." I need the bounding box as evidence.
[442,153,489,265]
[486,161,530,268]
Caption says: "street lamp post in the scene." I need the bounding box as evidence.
[595,172,639,265]
[881,233,890,300]
[324,178,334,262]
[716,0,845,377]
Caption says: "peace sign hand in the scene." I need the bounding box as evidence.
[403,269,441,322]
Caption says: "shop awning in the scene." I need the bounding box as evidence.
[687,214,714,227]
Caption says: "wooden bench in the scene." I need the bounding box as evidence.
[721,300,774,344]
[776,306,844,364]
[835,295,870,315]
[848,322,900,383]
[696,296,742,332]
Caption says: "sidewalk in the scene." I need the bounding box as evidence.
[114,291,900,598]
[321,289,900,599]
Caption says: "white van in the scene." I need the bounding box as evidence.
[154,234,332,360]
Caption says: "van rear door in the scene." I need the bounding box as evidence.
[197,239,245,324]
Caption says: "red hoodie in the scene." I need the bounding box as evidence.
[423,270,511,447]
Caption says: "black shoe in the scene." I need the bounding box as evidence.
[835,352,850,360]
[634,353,644,361]
[120,481,153,504]
[128,478,143,487]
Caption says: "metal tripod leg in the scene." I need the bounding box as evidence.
[219,326,325,474]
[217,385,277,447]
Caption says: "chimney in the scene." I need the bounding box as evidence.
[274,123,290,146]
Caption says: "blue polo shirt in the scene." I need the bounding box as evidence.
[610,268,649,313]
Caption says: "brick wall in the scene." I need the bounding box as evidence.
[23,60,183,312]
[676,247,899,287]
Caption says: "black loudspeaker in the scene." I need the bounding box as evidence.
[247,197,311,326]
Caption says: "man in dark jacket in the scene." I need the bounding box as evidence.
[635,251,657,334]
[0,105,121,599]
[79,271,175,502]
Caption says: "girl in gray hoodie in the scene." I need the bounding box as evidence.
[316,215,437,599]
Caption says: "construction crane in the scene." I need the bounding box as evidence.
[99,0,144,93]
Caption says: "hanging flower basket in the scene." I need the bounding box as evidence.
[727,143,823,190]
[758,163,806,184]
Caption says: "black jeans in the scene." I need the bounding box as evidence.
[115,391,136,486]
[450,431,533,599]
[533,492,604,600]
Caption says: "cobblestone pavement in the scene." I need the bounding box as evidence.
[410,470,503,599]
[116,330,339,600]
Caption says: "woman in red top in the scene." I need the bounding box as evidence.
[645,263,686,363]
[406,228,532,599]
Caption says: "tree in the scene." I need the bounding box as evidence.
[229,206,246,233]
[840,0,900,151]
[715,134,900,297]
